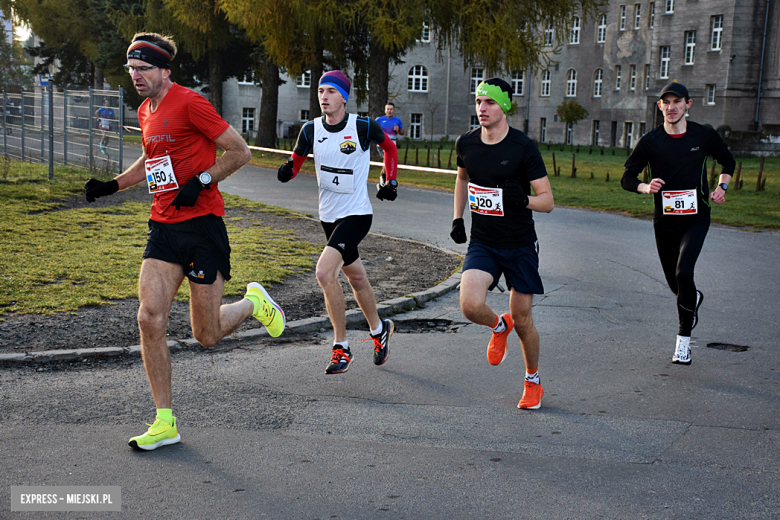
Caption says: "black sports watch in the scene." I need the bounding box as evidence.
[387,179,398,188]
[198,172,212,187]
[718,182,728,191]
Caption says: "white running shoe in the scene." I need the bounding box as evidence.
[672,335,692,365]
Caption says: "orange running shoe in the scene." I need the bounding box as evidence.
[517,380,544,410]
[487,313,513,366]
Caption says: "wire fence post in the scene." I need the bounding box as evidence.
[48,85,54,180]
[20,91,25,159]
[40,88,45,163]
[118,86,124,171]
[88,87,94,172]
[63,89,68,166]
[2,91,7,158]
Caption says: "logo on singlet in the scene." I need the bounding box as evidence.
[318,137,328,143]
[340,140,356,155]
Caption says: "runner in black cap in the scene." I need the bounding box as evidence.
[622,81,736,365]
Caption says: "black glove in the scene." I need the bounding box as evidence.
[278,160,294,183]
[84,178,119,202]
[170,176,209,210]
[376,178,398,201]
[450,218,467,244]
[503,180,529,208]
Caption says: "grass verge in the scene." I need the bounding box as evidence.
[245,145,780,229]
[0,159,320,316]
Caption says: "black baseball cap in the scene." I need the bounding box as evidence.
[659,81,689,99]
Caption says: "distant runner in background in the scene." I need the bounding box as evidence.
[376,102,404,183]
[95,99,115,155]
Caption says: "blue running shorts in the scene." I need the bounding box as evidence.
[462,240,544,294]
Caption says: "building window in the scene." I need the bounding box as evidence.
[644,64,651,90]
[410,113,422,139]
[544,22,554,46]
[619,5,626,30]
[540,70,551,97]
[237,72,255,85]
[470,115,480,130]
[566,69,577,97]
[593,120,600,145]
[300,109,310,122]
[629,64,637,90]
[659,46,670,79]
[566,123,573,145]
[593,68,603,97]
[540,118,547,142]
[569,16,580,44]
[615,65,622,90]
[684,31,696,65]
[711,15,723,50]
[665,0,674,14]
[512,70,524,96]
[597,14,607,43]
[706,84,716,105]
[634,4,642,29]
[649,2,655,27]
[639,122,646,137]
[625,122,634,148]
[408,65,429,92]
[297,71,311,88]
[470,67,485,94]
[242,108,255,135]
[420,22,431,43]
[358,111,369,117]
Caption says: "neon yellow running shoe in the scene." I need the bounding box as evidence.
[128,417,181,451]
[246,282,285,337]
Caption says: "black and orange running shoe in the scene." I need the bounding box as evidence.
[325,347,353,374]
[365,319,394,366]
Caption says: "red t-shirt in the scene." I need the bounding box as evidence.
[139,83,230,223]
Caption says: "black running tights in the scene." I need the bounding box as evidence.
[653,220,709,336]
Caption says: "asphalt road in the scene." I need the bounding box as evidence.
[1,162,779,519]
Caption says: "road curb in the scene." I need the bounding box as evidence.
[0,272,462,365]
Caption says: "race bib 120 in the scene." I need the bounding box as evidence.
[468,183,504,216]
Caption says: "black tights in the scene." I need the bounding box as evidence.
[654,220,709,336]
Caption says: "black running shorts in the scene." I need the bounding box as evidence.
[462,240,544,294]
[142,214,232,284]
[320,214,372,266]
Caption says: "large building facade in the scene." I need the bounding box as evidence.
[222,0,779,147]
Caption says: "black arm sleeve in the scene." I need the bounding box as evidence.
[708,129,736,176]
[622,136,649,193]
[292,122,314,157]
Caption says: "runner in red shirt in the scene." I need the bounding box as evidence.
[83,32,285,451]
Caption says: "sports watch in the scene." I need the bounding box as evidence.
[198,172,212,187]
[386,179,398,188]
[718,182,728,191]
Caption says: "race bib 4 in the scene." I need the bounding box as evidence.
[320,165,354,194]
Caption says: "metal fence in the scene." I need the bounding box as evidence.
[1,87,127,178]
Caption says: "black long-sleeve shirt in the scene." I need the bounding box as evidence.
[622,121,735,223]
